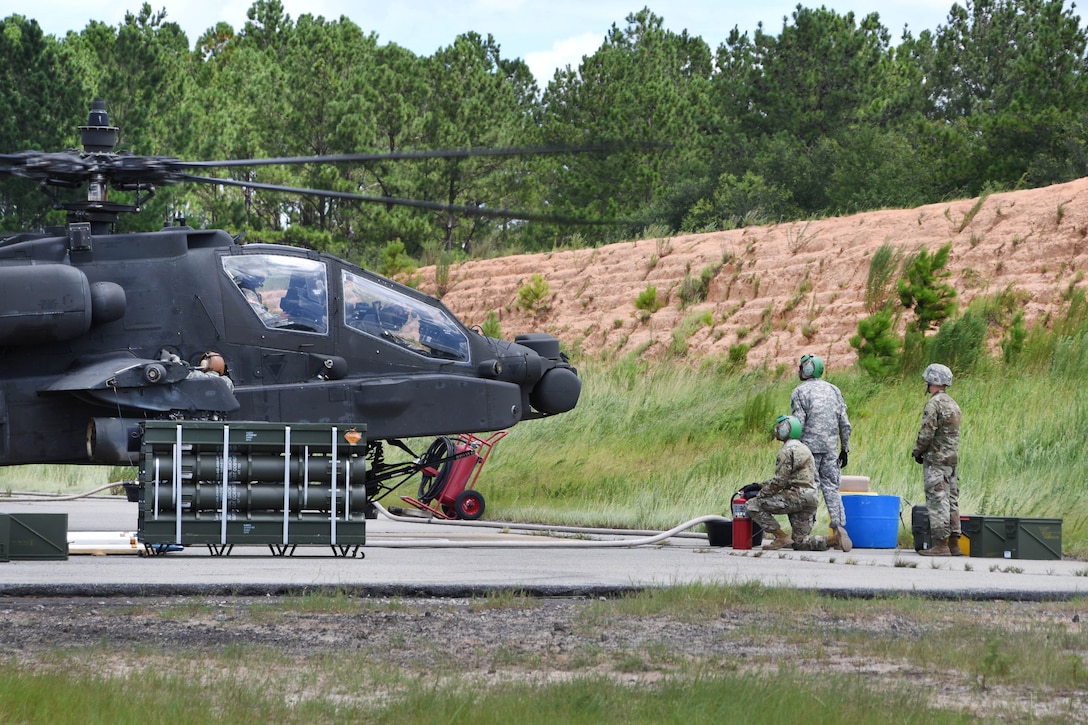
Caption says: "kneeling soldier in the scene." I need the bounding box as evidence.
[747,415,847,552]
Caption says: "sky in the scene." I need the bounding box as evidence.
[9,1,1047,84]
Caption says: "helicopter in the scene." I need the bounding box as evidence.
[0,99,585,515]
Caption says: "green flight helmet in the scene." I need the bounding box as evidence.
[799,354,824,381]
[773,414,803,442]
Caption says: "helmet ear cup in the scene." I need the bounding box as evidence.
[801,357,815,379]
[799,354,822,380]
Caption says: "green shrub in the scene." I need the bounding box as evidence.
[729,343,750,369]
[850,307,900,378]
[864,242,901,313]
[677,263,723,309]
[635,285,665,313]
[378,240,418,278]
[481,311,502,339]
[517,273,550,313]
[898,242,957,331]
[680,171,795,232]
[927,310,987,374]
[677,274,704,309]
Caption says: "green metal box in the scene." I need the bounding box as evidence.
[964,516,1062,560]
[0,513,69,560]
[138,421,368,551]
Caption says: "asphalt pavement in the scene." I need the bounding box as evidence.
[2,496,1086,600]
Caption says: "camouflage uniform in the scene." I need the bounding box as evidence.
[790,378,852,529]
[912,390,961,542]
[746,438,826,549]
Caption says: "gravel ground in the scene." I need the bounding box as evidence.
[1,594,1086,722]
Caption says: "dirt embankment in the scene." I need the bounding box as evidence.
[421,178,1088,370]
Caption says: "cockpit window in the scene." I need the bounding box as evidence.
[222,254,329,334]
[343,269,469,361]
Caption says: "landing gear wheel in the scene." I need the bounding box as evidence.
[453,489,485,520]
[417,436,454,503]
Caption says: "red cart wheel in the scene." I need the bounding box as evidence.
[453,490,485,520]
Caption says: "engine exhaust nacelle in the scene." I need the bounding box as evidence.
[0,266,124,345]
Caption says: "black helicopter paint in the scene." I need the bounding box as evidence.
[0,99,588,505]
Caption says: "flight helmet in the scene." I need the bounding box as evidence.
[799,354,824,380]
[773,414,803,442]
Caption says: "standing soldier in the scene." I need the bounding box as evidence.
[912,363,962,557]
[790,354,853,552]
[747,415,829,551]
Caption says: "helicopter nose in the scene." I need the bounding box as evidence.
[530,366,582,414]
[508,333,581,414]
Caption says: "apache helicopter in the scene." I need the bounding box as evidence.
[0,99,585,515]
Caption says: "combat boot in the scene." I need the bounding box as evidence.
[763,528,792,550]
[919,537,951,556]
[948,533,965,557]
[828,526,853,553]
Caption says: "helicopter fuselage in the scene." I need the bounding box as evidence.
[0,222,580,466]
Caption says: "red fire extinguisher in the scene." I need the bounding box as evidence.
[731,490,752,550]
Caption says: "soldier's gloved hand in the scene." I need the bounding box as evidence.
[837,450,848,469]
[913,453,923,465]
[741,483,762,497]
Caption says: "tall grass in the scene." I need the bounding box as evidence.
[0,464,122,495]
[484,342,1088,556]
[485,359,786,528]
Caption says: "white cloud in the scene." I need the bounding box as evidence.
[524,32,603,84]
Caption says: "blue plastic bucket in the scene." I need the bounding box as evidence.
[842,494,900,548]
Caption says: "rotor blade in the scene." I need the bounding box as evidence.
[177,143,637,169]
[181,174,617,225]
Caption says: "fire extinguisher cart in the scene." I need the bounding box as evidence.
[398,431,507,520]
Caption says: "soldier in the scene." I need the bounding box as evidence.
[790,354,853,552]
[912,363,962,557]
[189,351,234,391]
[746,415,829,551]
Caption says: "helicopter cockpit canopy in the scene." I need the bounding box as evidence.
[343,269,470,361]
[221,252,470,361]
[222,254,329,334]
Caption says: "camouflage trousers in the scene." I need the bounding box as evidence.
[923,463,960,541]
[813,452,846,529]
[747,487,819,546]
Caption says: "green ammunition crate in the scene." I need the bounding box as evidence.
[0,513,69,560]
[0,514,8,562]
[138,421,368,551]
[964,516,1062,560]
